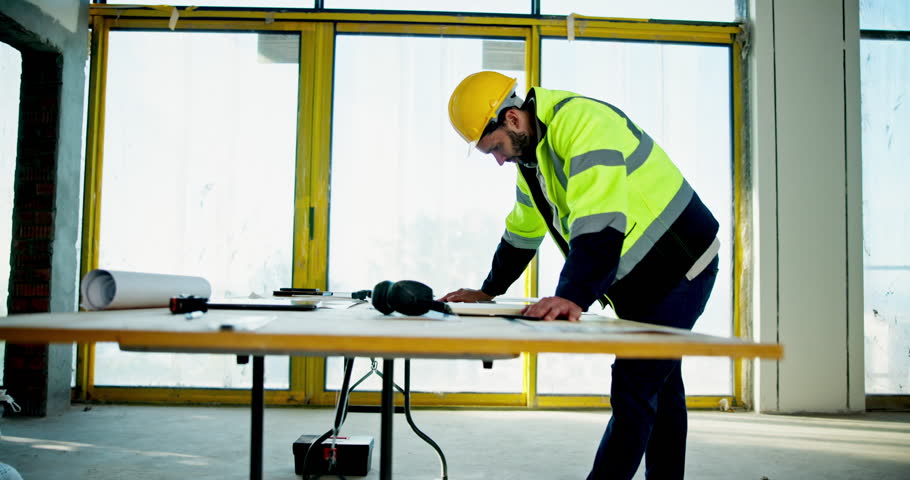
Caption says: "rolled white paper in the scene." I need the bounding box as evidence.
[80,269,212,310]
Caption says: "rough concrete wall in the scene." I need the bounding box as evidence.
[2,0,87,314]
[748,0,864,413]
[0,0,88,416]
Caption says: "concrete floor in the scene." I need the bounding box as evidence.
[1,405,908,479]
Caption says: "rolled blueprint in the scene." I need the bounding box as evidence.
[80,269,212,310]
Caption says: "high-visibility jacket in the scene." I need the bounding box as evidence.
[480,87,720,315]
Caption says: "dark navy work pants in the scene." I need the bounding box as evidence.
[587,255,719,480]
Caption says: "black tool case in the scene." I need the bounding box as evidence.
[292,434,374,477]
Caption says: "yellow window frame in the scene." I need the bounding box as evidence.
[81,5,745,410]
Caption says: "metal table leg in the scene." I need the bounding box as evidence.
[380,358,394,480]
[251,355,264,480]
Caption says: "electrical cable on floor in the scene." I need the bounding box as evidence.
[303,358,449,480]
[403,359,448,480]
[303,358,355,480]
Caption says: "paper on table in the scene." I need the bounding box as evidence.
[80,269,212,311]
[447,302,525,316]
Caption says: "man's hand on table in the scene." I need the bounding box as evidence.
[521,296,582,322]
[438,289,580,322]
[438,288,494,303]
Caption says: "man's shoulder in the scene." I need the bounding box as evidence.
[532,87,587,123]
[532,87,583,105]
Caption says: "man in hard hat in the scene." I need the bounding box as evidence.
[440,71,720,479]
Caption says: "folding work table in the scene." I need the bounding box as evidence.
[0,304,782,479]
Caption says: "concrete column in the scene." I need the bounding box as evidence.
[747,0,865,413]
[0,1,88,416]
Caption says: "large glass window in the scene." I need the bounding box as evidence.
[326,34,527,393]
[93,31,299,388]
[861,37,909,394]
[326,1,529,14]
[536,38,734,396]
[860,0,910,30]
[541,0,736,23]
[83,6,745,405]
[105,1,314,7]
[0,42,22,386]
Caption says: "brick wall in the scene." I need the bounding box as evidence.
[3,50,62,417]
[8,51,59,316]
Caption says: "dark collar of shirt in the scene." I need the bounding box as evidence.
[518,89,543,168]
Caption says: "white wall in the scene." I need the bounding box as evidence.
[749,0,865,413]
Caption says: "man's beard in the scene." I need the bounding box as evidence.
[506,130,537,168]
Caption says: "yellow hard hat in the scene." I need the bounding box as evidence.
[448,71,519,144]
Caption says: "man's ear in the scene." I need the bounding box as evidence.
[504,108,522,129]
